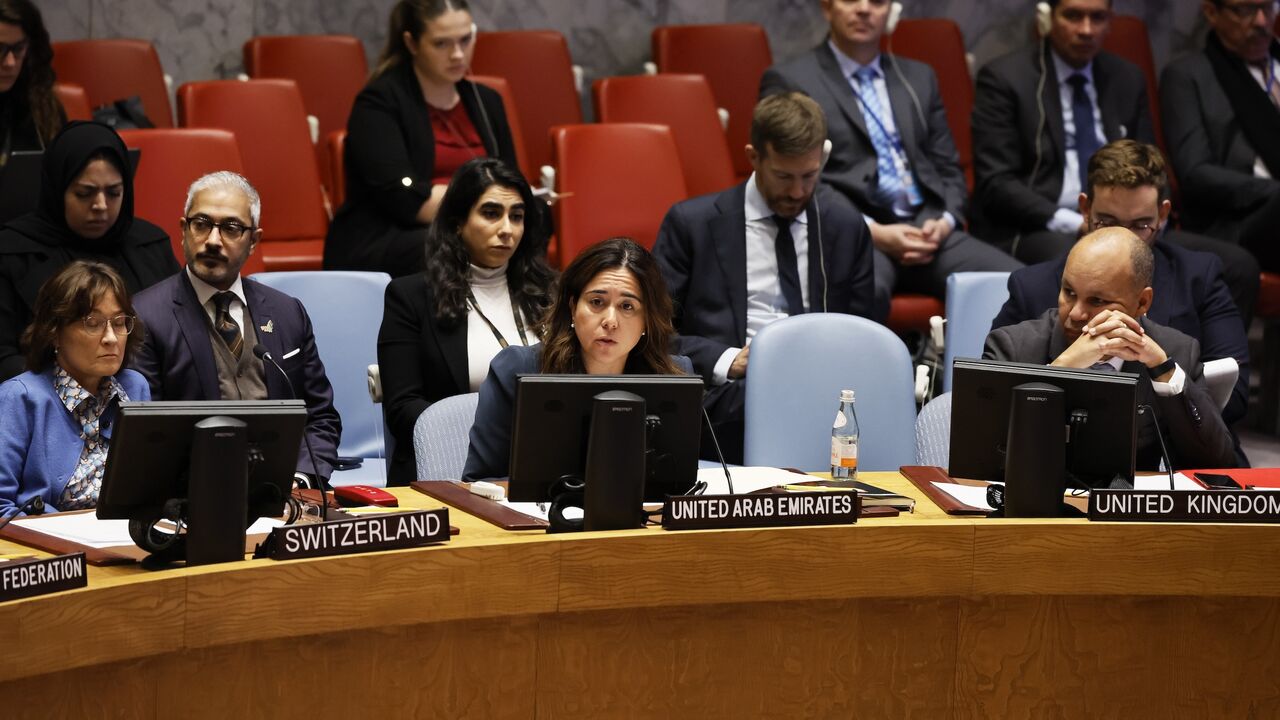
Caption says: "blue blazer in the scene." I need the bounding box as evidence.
[652,182,875,384]
[0,368,150,515]
[130,271,342,479]
[461,345,695,481]
[990,240,1249,425]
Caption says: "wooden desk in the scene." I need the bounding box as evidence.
[2,473,1278,718]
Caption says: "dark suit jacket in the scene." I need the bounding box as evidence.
[324,62,518,273]
[990,239,1249,425]
[760,42,968,226]
[130,272,342,480]
[461,345,695,482]
[972,45,1153,243]
[652,182,876,383]
[377,273,471,485]
[1161,46,1280,240]
[983,309,1235,471]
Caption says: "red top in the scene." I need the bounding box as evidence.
[430,101,487,184]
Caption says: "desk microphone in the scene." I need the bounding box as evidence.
[0,496,46,534]
[701,408,734,495]
[253,344,334,520]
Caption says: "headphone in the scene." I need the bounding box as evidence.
[1035,2,1053,37]
[812,138,833,313]
[886,2,904,36]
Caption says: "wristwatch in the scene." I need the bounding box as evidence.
[1147,357,1177,379]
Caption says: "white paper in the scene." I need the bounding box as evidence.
[1137,473,1203,491]
[499,501,582,522]
[12,513,283,549]
[932,482,995,511]
[696,466,811,495]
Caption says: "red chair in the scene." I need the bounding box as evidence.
[325,130,347,210]
[178,79,328,271]
[51,40,173,127]
[1102,16,1164,151]
[593,74,736,198]
[242,35,367,143]
[887,294,944,336]
[472,31,582,177]
[550,124,687,268]
[117,128,264,276]
[468,74,534,183]
[882,19,974,190]
[651,24,773,182]
[53,82,93,121]
[1257,272,1280,434]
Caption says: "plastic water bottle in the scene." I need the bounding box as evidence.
[830,389,859,479]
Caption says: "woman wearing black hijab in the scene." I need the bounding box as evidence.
[0,121,178,380]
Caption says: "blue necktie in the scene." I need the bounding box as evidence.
[771,214,805,316]
[1068,73,1100,191]
[853,67,904,207]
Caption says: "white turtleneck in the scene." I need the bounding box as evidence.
[466,263,528,391]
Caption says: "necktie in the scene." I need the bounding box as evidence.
[1068,74,1100,190]
[771,214,805,316]
[213,291,244,359]
[853,66,904,206]
[1088,360,1117,373]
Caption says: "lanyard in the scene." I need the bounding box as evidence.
[852,73,908,159]
[466,287,529,349]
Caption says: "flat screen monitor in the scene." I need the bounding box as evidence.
[96,400,307,521]
[508,374,704,503]
[949,357,1138,488]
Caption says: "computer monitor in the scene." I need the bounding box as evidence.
[97,400,307,521]
[949,358,1138,488]
[508,374,704,503]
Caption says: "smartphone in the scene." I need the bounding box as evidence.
[1193,472,1242,490]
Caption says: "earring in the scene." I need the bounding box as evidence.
[641,331,646,336]
[570,322,575,328]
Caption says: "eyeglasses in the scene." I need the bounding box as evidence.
[0,40,28,61]
[1219,1,1278,20]
[185,216,253,241]
[1091,217,1158,239]
[80,314,135,337]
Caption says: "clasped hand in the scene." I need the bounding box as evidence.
[1054,309,1167,370]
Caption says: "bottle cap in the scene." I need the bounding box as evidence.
[840,389,855,402]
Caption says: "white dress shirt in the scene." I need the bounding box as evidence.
[1047,51,1107,234]
[187,266,248,331]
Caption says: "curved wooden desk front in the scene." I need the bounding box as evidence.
[3,473,1278,718]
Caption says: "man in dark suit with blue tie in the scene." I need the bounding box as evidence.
[991,140,1250,433]
[758,0,1020,320]
[653,92,876,463]
[131,171,341,485]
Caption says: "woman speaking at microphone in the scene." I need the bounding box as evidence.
[324,0,518,277]
[462,238,694,481]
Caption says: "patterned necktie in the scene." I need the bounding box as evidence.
[1068,73,1100,191]
[213,291,243,359]
[771,214,805,316]
[853,66,904,206]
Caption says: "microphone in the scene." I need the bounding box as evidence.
[0,496,46,534]
[700,407,735,495]
[253,344,334,520]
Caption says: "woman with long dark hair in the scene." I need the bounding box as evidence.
[378,157,554,485]
[462,238,692,481]
[0,121,179,380]
[0,0,62,161]
[324,0,518,277]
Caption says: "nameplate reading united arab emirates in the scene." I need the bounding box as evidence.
[256,509,450,560]
[1089,489,1280,523]
[0,553,87,603]
[663,492,859,530]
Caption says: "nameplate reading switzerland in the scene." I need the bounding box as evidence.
[663,492,859,530]
[255,509,450,560]
[0,553,88,603]
[1090,490,1280,523]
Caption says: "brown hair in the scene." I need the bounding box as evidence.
[372,0,471,79]
[0,0,60,145]
[750,92,827,158]
[21,260,144,372]
[1085,139,1170,203]
[539,238,682,376]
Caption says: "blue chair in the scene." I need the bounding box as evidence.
[744,313,916,472]
[914,392,952,468]
[942,271,1011,392]
[413,393,480,480]
[252,270,391,486]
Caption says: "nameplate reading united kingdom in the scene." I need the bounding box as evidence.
[0,552,87,603]
[256,509,450,560]
[662,492,859,530]
[1089,489,1280,523]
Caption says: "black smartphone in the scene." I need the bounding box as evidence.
[333,456,364,471]
[1193,472,1242,490]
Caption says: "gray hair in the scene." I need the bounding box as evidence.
[184,171,262,226]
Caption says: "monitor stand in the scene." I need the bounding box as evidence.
[547,390,648,533]
[1003,382,1067,517]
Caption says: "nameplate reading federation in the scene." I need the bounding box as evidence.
[1089,489,1280,523]
[0,552,88,603]
[255,509,450,560]
[662,492,859,530]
